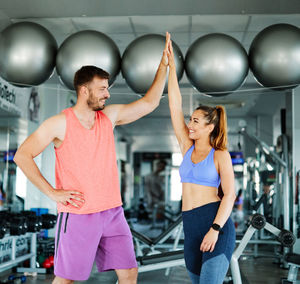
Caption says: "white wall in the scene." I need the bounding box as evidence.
[24,84,68,214]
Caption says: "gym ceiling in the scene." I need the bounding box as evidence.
[0,0,299,152]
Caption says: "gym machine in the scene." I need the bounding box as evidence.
[131,215,183,256]
[136,249,184,273]
[240,129,290,231]
[282,171,300,283]
[115,250,185,284]
[230,213,295,284]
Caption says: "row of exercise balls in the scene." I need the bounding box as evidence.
[249,23,300,89]
[0,21,299,96]
[121,34,184,93]
[0,22,57,86]
[185,33,249,96]
[56,30,121,89]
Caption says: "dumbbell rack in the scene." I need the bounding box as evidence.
[0,232,46,274]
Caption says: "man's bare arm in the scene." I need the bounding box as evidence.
[103,32,170,126]
[14,114,84,208]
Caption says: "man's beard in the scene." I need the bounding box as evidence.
[87,92,104,111]
[91,105,105,111]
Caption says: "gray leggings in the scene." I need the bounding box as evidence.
[188,253,230,284]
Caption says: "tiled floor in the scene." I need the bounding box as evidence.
[0,254,292,283]
[0,221,296,283]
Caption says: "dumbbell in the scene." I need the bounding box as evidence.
[7,275,26,283]
[6,213,28,235]
[10,216,28,236]
[0,211,10,232]
[22,211,42,232]
[41,214,57,229]
[42,255,54,269]
[0,219,7,239]
[27,215,42,232]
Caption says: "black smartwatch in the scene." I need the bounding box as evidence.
[211,223,223,234]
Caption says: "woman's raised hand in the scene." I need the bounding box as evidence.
[161,31,171,66]
[167,36,176,69]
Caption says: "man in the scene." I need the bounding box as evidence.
[144,160,167,226]
[144,160,167,208]
[14,32,170,284]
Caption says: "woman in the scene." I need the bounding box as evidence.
[167,40,236,284]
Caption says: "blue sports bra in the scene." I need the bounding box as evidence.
[179,145,221,188]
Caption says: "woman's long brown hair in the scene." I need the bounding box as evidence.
[195,105,228,151]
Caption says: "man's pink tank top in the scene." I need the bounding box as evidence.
[55,108,122,214]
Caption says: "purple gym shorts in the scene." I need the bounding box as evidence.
[54,206,137,280]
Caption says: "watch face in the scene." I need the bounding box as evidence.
[212,223,221,231]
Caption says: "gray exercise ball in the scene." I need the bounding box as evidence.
[56,30,121,90]
[185,33,249,96]
[0,21,57,87]
[121,34,184,94]
[249,23,300,89]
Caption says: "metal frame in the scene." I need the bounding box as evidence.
[132,217,183,257]
[231,220,285,284]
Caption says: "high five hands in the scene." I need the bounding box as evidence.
[161,31,176,69]
[161,31,171,66]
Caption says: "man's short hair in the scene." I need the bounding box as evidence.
[73,65,110,92]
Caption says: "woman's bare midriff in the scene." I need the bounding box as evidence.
[182,183,221,211]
